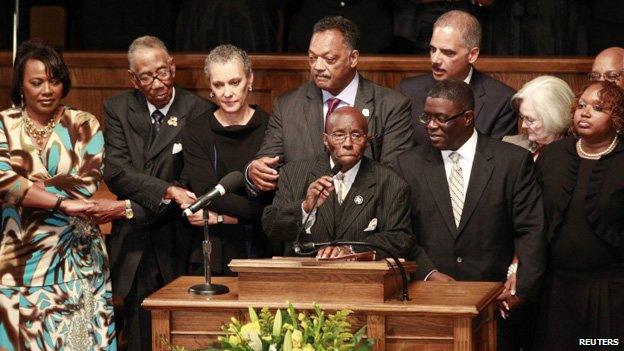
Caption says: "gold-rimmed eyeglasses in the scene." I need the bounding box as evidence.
[133,67,172,86]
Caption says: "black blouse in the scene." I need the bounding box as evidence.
[536,137,624,269]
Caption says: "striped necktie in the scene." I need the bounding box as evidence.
[448,152,464,228]
[324,98,341,131]
[335,172,345,205]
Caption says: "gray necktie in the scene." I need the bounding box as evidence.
[152,110,165,133]
[448,152,464,228]
[335,172,345,205]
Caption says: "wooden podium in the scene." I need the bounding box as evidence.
[143,258,501,351]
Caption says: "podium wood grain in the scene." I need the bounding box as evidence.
[143,276,500,351]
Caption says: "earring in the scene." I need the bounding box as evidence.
[20,93,24,108]
[248,86,252,92]
[209,91,215,98]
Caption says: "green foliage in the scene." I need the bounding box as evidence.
[164,303,374,351]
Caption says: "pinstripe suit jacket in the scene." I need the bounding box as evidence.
[255,75,414,166]
[262,154,414,258]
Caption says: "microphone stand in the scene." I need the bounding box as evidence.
[298,240,410,301]
[188,203,229,295]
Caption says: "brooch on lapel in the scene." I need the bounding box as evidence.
[362,108,370,117]
[167,116,178,127]
[354,195,364,205]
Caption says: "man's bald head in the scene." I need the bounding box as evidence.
[325,106,368,132]
[323,106,369,172]
[591,47,624,89]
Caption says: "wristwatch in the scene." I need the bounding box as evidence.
[124,199,134,219]
[217,214,224,224]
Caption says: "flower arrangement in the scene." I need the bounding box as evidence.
[164,303,374,351]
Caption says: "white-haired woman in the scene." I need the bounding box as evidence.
[181,44,277,276]
[504,75,575,159]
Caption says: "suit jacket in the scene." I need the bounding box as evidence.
[262,155,414,259]
[397,69,517,145]
[103,87,213,299]
[392,133,546,300]
[256,74,415,167]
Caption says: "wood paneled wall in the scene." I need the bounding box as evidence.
[0,52,593,124]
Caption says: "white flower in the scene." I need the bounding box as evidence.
[269,345,278,351]
[362,108,370,117]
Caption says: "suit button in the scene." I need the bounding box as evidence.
[456,257,463,263]
[145,161,153,168]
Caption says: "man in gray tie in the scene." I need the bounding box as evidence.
[102,36,213,350]
[262,107,413,260]
[247,15,414,193]
[392,79,545,351]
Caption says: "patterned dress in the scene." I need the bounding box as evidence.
[0,107,116,350]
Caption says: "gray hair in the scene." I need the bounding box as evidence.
[427,79,475,111]
[203,44,252,81]
[511,76,574,135]
[433,10,481,49]
[313,16,359,51]
[127,35,170,70]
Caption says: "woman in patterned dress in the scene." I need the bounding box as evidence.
[0,41,116,349]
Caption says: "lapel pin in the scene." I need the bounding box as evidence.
[354,195,364,205]
[361,108,370,117]
[167,116,178,127]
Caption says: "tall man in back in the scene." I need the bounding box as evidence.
[103,36,212,350]
[589,46,624,89]
[248,16,414,192]
[398,10,517,144]
[393,79,545,350]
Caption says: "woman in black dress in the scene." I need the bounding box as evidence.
[534,81,624,350]
[181,45,276,275]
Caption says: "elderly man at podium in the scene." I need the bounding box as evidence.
[262,107,414,260]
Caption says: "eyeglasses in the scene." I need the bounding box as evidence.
[326,131,367,143]
[587,70,624,82]
[520,114,539,126]
[419,110,468,125]
[133,67,172,86]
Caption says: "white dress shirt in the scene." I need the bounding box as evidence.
[440,129,478,204]
[321,74,359,125]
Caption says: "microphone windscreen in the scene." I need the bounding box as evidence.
[330,162,342,176]
[219,171,245,192]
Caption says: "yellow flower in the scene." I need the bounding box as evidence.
[228,335,240,346]
[292,330,303,349]
[303,344,315,351]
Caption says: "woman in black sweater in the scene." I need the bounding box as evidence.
[534,81,624,350]
[181,45,277,275]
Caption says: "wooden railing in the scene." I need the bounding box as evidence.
[0,52,593,122]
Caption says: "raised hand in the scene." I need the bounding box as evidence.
[302,175,334,213]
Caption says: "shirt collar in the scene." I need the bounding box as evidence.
[463,66,474,85]
[441,129,478,163]
[147,87,176,117]
[329,157,362,184]
[322,73,359,105]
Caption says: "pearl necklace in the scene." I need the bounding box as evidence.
[23,109,62,151]
[576,135,619,159]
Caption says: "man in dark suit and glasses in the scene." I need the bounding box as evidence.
[392,79,545,351]
[262,106,413,260]
[103,36,212,350]
[247,15,414,193]
[398,10,517,145]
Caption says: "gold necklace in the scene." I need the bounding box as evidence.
[23,108,62,151]
[576,135,619,160]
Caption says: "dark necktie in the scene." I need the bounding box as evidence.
[324,98,341,131]
[152,110,165,133]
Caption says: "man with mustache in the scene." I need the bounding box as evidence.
[392,79,545,351]
[262,107,413,260]
[247,16,414,193]
[398,10,517,145]
[103,36,213,350]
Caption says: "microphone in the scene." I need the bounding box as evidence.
[292,162,342,253]
[182,171,244,218]
[297,240,410,301]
